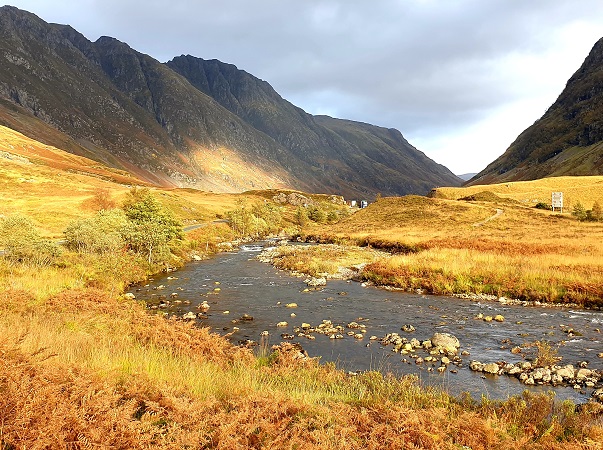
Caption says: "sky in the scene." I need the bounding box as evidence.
[5,0,603,174]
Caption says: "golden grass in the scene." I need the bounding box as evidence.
[1,288,601,449]
[436,175,603,209]
[266,244,386,277]
[304,194,603,306]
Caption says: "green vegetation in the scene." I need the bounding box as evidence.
[0,214,61,266]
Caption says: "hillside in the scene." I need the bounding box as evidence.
[471,37,603,185]
[435,175,603,209]
[0,6,461,198]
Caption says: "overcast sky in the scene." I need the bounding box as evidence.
[6,1,603,174]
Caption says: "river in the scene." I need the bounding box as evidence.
[129,241,603,403]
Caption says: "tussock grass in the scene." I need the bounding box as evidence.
[437,175,603,209]
[1,288,601,448]
[309,193,603,307]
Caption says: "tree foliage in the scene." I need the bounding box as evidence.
[226,200,283,238]
[121,188,182,264]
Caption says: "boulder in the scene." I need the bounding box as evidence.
[470,361,484,372]
[182,312,197,320]
[431,333,460,355]
[483,363,500,375]
[576,368,592,380]
[306,277,327,287]
[124,293,136,300]
[494,315,505,322]
[556,365,575,379]
[401,324,416,333]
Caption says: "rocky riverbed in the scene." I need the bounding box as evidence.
[129,241,603,404]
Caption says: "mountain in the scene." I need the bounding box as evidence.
[0,6,461,197]
[457,172,477,181]
[470,37,603,185]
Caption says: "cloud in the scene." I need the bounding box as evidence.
[8,0,603,173]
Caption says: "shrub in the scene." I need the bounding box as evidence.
[534,202,550,210]
[0,215,61,266]
[571,201,587,221]
[64,209,128,254]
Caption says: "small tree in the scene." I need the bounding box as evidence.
[308,205,327,223]
[572,201,587,221]
[122,187,182,265]
[295,206,309,228]
[90,187,116,211]
[0,215,60,265]
[591,201,602,221]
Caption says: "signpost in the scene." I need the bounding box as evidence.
[552,192,563,213]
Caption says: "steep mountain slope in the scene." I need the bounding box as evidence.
[168,55,461,195]
[471,37,603,185]
[0,6,460,197]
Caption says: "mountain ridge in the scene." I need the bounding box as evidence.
[0,5,461,197]
[470,36,603,185]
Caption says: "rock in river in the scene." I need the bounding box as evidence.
[431,332,460,355]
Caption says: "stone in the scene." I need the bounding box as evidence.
[441,356,450,365]
[301,323,311,330]
[592,388,603,402]
[285,303,298,308]
[276,321,288,327]
[511,346,522,354]
[422,340,433,349]
[494,315,505,322]
[556,366,575,379]
[431,333,460,355]
[410,338,421,348]
[576,368,592,380]
[508,365,522,376]
[306,277,327,287]
[469,361,484,372]
[182,312,197,320]
[240,314,254,321]
[484,316,493,322]
[124,292,136,300]
[401,324,416,332]
[483,363,500,375]
[523,377,535,385]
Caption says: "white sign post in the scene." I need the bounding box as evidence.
[552,192,563,213]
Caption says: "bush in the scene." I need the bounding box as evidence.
[0,215,61,266]
[534,202,550,210]
[571,201,587,221]
[64,209,128,254]
[295,206,309,228]
[307,206,327,223]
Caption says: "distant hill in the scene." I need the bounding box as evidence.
[0,6,461,198]
[470,37,603,185]
[435,175,603,209]
[457,173,477,181]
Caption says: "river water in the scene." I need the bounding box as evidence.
[129,242,603,403]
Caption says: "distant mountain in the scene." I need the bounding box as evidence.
[457,172,477,181]
[470,37,603,185]
[0,6,461,197]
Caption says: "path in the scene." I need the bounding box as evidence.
[472,208,503,227]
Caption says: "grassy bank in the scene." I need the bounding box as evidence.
[2,285,603,448]
[299,195,603,308]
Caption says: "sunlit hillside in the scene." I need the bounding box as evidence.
[434,175,603,209]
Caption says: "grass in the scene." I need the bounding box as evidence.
[1,288,602,448]
[435,175,603,209]
[301,192,603,307]
[1,130,603,447]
